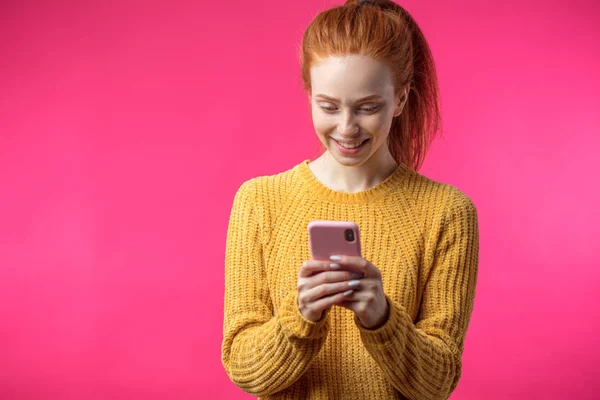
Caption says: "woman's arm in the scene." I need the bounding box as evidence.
[356,188,479,400]
[221,179,330,397]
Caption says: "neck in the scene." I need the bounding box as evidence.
[311,148,399,194]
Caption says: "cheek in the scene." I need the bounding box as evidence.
[311,113,335,135]
[366,116,391,135]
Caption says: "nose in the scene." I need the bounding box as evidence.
[337,110,359,136]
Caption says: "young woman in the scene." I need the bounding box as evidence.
[221,1,479,399]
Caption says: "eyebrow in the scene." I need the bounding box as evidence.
[314,94,383,102]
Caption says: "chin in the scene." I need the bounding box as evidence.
[328,149,370,167]
[331,157,361,167]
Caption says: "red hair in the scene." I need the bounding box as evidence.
[299,0,442,171]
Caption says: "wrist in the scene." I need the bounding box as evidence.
[360,298,390,330]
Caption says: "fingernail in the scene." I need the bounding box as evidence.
[330,263,341,269]
[348,280,361,287]
[330,255,342,261]
[351,272,363,279]
[343,290,353,296]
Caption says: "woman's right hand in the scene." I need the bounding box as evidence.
[297,259,364,322]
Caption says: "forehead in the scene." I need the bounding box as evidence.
[310,54,395,99]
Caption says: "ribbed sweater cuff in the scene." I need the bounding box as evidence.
[355,295,408,347]
[278,291,330,340]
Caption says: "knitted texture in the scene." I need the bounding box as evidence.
[221,159,479,400]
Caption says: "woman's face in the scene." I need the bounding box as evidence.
[309,54,406,167]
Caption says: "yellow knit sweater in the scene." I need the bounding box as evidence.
[221,159,479,400]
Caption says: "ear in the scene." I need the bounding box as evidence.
[393,86,408,117]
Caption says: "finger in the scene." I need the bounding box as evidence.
[305,289,354,313]
[329,255,375,275]
[304,280,361,303]
[337,291,366,312]
[312,270,364,285]
[298,271,363,294]
[339,293,361,304]
[299,259,343,277]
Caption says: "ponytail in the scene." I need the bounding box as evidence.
[385,1,442,170]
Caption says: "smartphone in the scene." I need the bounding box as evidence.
[308,220,362,261]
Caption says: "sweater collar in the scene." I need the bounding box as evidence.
[296,159,410,204]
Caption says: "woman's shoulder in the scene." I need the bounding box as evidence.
[232,160,306,203]
[399,166,477,214]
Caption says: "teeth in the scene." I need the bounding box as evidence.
[337,140,363,149]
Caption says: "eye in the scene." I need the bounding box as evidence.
[320,106,337,112]
[316,102,338,113]
[317,103,381,113]
[359,105,381,113]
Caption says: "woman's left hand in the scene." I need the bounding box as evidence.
[329,255,390,329]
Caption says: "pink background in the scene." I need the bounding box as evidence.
[1,0,598,398]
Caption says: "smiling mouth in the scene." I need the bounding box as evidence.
[332,138,368,149]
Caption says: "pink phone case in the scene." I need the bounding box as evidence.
[308,220,362,261]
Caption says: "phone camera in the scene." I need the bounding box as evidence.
[344,229,355,242]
